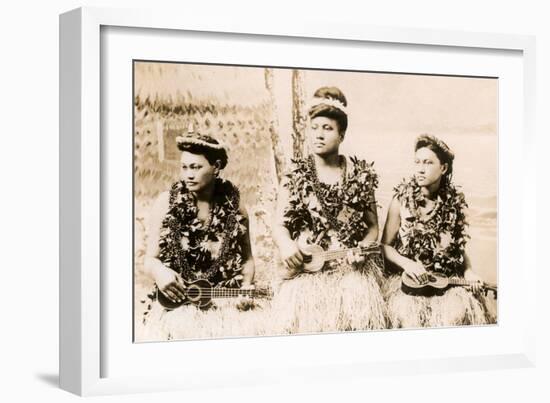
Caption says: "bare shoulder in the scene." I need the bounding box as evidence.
[152,191,170,212]
[148,191,171,227]
[145,191,171,254]
[388,194,401,213]
[238,203,250,219]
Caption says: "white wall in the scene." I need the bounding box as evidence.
[0,0,547,401]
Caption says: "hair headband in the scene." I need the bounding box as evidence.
[306,97,348,115]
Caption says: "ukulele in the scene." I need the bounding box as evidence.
[156,278,272,310]
[401,271,497,298]
[297,232,384,273]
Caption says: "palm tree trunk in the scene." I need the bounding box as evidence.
[264,68,287,181]
[291,69,307,159]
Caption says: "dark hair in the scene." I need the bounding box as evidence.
[415,134,454,187]
[308,86,348,135]
[177,142,228,169]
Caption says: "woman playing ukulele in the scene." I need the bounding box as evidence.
[139,129,255,340]
[270,87,387,333]
[381,134,496,328]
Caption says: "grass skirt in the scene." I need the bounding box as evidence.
[136,296,274,342]
[383,275,497,328]
[268,262,388,334]
[135,262,387,341]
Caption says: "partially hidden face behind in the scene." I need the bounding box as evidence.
[414,147,448,188]
[308,116,343,156]
[180,151,219,193]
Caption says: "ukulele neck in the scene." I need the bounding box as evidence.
[448,278,496,290]
[316,246,377,261]
[448,278,471,286]
[210,288,256,298]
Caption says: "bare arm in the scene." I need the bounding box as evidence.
[272,179,293,250]
[144,192,185,303]
[362,202,379,243]
[271,179,306,272]
[462,253,484,293]
[347,202,379,266]
[238,207,255,288]
[381,196,427,280]
[144,191,170,279]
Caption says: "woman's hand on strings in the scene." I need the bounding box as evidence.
[345,250,365,267]
[344,240,378,267]
[235,282,257,311]
[403,260,429,284]
[281,240,308,271]
[154,265,186,304]
[464,269,484,295]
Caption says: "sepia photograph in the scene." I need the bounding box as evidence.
[133,60,498,342]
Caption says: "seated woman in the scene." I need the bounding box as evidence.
[270,86,387,334]
[381,134,496,328]
[140,129,255,339]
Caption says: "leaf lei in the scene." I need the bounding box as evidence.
[394,177,470,277]
[283,155,378,248]
[157,178,248,288]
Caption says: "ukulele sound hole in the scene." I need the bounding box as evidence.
[186,286,201,301]
[303,254,312,263]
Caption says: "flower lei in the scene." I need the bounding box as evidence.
[283,155,378,248]
[157,178,248,288]
[394,177,469,277]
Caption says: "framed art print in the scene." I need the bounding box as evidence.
[60,7,536,396]
[132,60,498,342]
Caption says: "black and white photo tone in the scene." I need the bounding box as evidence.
[133,61,497,342]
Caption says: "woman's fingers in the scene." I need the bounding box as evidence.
[288,252,304,269]
[416,271,426,284]
[346,251,355,264]
[344,251,363,266]
[352,251,363,264]
[474,282,483,295]
[168,283,185,300]
[173,281,186,293]
[467,281,482,295]
[419,272,430,284]
[286,256,299,271]
[167,287,183,302]
[408,265,428,284]
[406,271,420,283]
[294,251,304,265]
[161,287,179,303]
[161,281,186,303]
[291,256,302,269]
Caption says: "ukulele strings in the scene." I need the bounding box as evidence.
[316,246,379,259]
[180,290,261,297]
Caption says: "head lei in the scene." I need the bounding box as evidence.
[176,123,228,168]
[306,96,348,115]
[415,134,455,162]
[176,122,226,151]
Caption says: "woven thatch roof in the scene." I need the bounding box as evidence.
[134,61,270,107]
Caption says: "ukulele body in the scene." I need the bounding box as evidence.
[401,271,498,298]
[299,243,326,272]
[296,230,333,273]
[156,279,271,310]
[296,230,381,273]
[401,272,450,297]
[156,279,215,310]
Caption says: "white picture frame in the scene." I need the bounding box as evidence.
[59,6,537,396]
